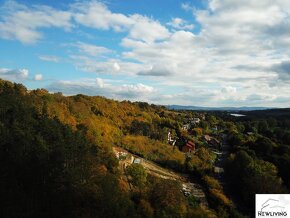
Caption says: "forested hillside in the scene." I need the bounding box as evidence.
[0,79,135,217]
[0,79,215,218]
[1,79,289,218]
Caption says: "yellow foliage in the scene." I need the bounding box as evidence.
[209,188,232,207]
[121,135,185,164]
[27,90,186,169]
[203,176,222,190]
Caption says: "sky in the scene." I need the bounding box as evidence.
[0,0,290,107]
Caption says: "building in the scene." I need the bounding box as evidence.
[168,131,173,143]
[188,117,201,125]
[193,118,201,124]
[133,158,141,164]
[214,167,224,174]
[182,141,195,153]
[168,131,177,146]
[182,124,190,131]
[204,134,211,142]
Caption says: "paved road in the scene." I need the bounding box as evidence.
[212,143,230,182]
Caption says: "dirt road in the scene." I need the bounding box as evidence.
[113,146,208,206]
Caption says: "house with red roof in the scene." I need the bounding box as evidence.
[182,141,195,153]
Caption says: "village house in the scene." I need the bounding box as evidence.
[182,124,191,131]
[201,114,206,120]
[193,118,201,124]
[204,134,211,142]
[188,117,201,126]
[182,141,195,153]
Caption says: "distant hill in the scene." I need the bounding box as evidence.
[166,105,274,111]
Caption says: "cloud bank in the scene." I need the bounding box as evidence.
[0,0,290,107]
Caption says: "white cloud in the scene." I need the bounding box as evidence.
[72,1,132,32]
[121,30,207,78]
[0,68,29,81]
[47,78,154,101]
[19,68,28,78]
[70,55,146,75]
[221,86,237,94]
[39,55,60,63]
[115,0,290,106]
[195,0,290,54]
[118,83,154,98]
[113,62,120,71]
[96,77,105,88]
[0,1,170,44]
[72,1,170,43]
[74,42,112,57]
[128,14,170,43]
[0,67,45,83]
[181,2,195,12]
[167,17,194,30]
[138,64,175,77]
[0,1,72,44]
[1,0,290,106]
[34,74,43,81]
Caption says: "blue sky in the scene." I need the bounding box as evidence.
[0,0,290,107]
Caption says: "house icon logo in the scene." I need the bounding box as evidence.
[256,194,290,217]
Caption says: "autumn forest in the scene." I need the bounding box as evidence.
[0,79,290,218]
